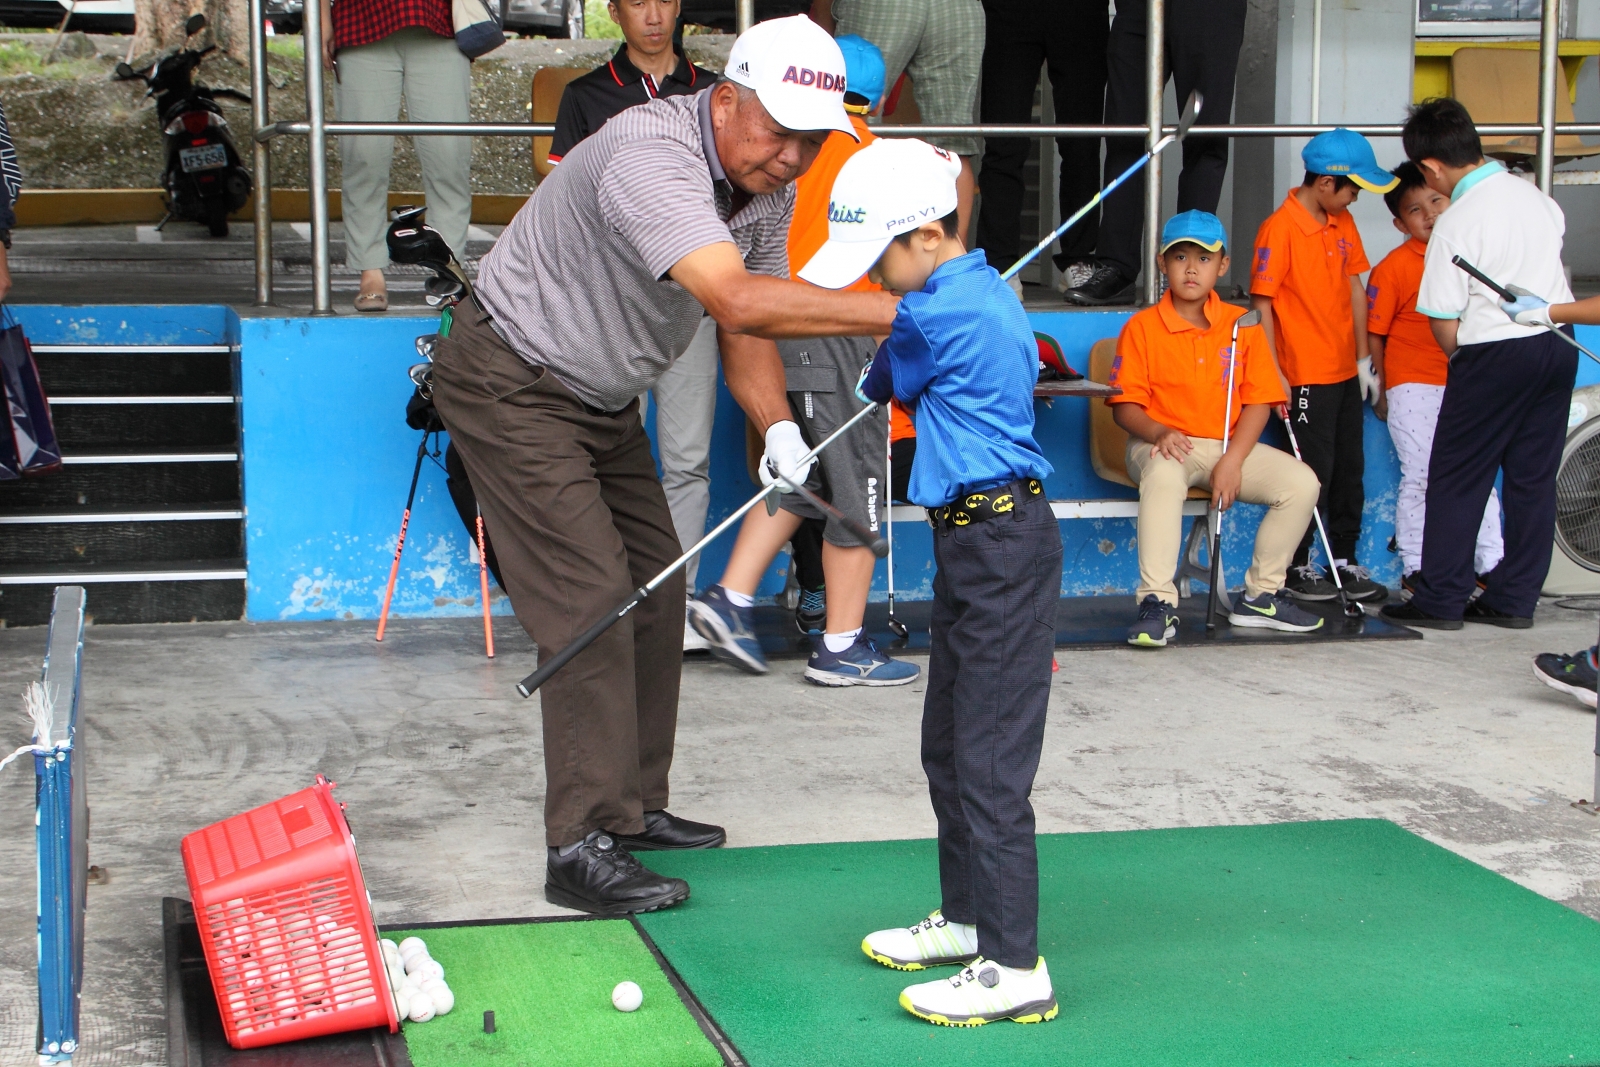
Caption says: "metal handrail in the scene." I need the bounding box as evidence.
[248,0,1580,312]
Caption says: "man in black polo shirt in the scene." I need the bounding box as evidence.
[550,0,725,654]
[548,1,714,165]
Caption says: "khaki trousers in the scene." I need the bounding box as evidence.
[431,298,684,846]
[1126,438,1319,604]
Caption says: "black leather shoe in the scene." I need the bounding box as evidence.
[1063,263,1136,306]
[545,830,690,915]
[1379,601,1464,630]
[612,809,726,851]
[1462,599,1533,628]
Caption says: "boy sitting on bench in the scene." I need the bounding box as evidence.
[1109,211,1323,645]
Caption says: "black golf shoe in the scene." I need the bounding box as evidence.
[612,809,726,851]
[545,830,690,915]
[1063,263,1136,306]
[1378,601,1463,630]
[1284,564,1339,601]
[1462,599,1532,628]
[1334,564,1388,603]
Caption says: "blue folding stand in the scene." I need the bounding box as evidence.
[36,586,87,1064]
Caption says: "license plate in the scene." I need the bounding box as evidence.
[179,143,227,173]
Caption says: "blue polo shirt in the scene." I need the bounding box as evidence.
[860,250,1052,507]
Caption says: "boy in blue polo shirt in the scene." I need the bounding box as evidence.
[799,138,1061,1028]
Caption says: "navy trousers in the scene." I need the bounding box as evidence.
[923,489,1061,970]
[1412,331,1576,620]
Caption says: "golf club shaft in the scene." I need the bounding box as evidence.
[1211,323,1242,623]
[376,439,428,642]
[1450,255,1600,366]
[476,510,494,659]
[517,403,883,697]
[1001,132,1176,282]
[885,420,897,620]
[1279,413,1353,603]
[786,478,888,557]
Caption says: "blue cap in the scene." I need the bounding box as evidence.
[835,34,885,112]
[1302,128,1399,193]
[1159,210,1228,254]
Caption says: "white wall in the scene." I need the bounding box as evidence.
[1274,0,1417,270]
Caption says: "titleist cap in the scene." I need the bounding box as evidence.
[798,138,962,289]
[725,15,857,139]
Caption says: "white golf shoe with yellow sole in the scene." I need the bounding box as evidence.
[898,956,1058,1027]
[861,910,979,971]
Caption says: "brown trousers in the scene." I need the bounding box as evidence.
[430,297,685,846]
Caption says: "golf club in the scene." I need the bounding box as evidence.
[1451,255,1600,365]
[376,432,431,642]
[885,421,908,640]
[1278,412,1365,620]
[1002,91,1203,283]
[475,506,494,659]
[1208,308,1261,631]
[517,402,884,698]
[784,478,889,558]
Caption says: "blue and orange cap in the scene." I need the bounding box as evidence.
[1159,210,1228,254]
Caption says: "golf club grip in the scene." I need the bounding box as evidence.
[516,586,648,697]
[1450,255,1516,301]
[785,479,889,558]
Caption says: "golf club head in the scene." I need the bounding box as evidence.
[425,275,466,307]
[888,616,910,640]
[1177,91,1204,137]
[415,333,438,361]
[408,362,433,392]
[764,485,782,516]
[1342,598,1365,620]
[869,537,890,559]
[1235,308,1262,329]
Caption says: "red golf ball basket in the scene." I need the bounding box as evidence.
[180,775,398,1048]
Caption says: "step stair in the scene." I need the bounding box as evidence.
[0,342,245,626]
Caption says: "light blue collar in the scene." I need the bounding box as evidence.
[1452,160,1504,201]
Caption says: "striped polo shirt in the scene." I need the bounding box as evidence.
[475,88,795,413]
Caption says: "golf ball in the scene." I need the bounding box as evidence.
[398,937,428,960]
[420,978,454,1015]
[407,991,436,1023]
[403,952,434,975]
[611,981,642,1013]
[416,958,445,981]
[393,988,411,1021]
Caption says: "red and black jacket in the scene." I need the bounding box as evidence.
[547,46,715,165]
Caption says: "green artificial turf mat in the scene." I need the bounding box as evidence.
[637,820,1600,1067]
[389,920,722,1067]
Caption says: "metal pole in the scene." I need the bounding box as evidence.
[1310,0,1323,124]
[1593,618,1600,805]
[1142,0,1164,306]
[302,0,332,314]
[736,0,753,33]
[1537,0,1560,194]
[248,0,273,306]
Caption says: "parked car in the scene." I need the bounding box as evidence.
[264,0,302,35]
[0,0,133,33]
[502,0,581,38]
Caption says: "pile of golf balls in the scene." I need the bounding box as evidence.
[381,937,455,1023]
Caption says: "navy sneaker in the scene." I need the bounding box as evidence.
[688,584,768,674]
[1127,594,1179,648]
[1283,564,1339,602]
[1228,591,1324,632]
[1334,564,1388,603]
[804,633,919,687]
[795,586,827,635]
[1534,648,1599,709]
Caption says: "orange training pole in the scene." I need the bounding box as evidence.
[476,509,495,658]
[377,439,428,642]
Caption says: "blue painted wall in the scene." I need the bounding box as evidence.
[26,305,1598,622]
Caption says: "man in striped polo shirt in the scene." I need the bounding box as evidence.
[430,15,900,916]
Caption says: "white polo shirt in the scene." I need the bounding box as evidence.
[1416,161,1571,347]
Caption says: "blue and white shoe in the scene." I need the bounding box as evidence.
[688,585,768,674]
[1228,590,1324,632]
[795,587,827,635]
[804,633,919,687]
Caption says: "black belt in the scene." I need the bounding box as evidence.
[928,478,1044,528]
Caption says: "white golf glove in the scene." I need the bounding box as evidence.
[1357,357,1381,406]
[760,420,816,493]
[1501,289,1555,327]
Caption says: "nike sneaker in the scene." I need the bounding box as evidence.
[1228,591,1324,632]
[1334,564,1388,603]
[1283,564,1338,601]
[1533,648,1599,709]
[1127,594,1179,648]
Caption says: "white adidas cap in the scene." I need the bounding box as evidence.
[797,138,962,289]
[725,15,857,139]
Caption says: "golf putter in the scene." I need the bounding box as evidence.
[1208,308,1260,630]
[1278,412,1364,621]
[1451,255,1600,366]
[517,402,884,698]
[1003,91,1203,282]
[885,421,908,640]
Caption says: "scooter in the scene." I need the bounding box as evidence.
[116,14,252,237]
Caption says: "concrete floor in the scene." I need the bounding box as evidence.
[4,606,1600,1066]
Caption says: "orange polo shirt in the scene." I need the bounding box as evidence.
[1108,290,1286,440]
[789,113,878,291]
[1250,189,1370,387]
[1366,238,1447,389]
